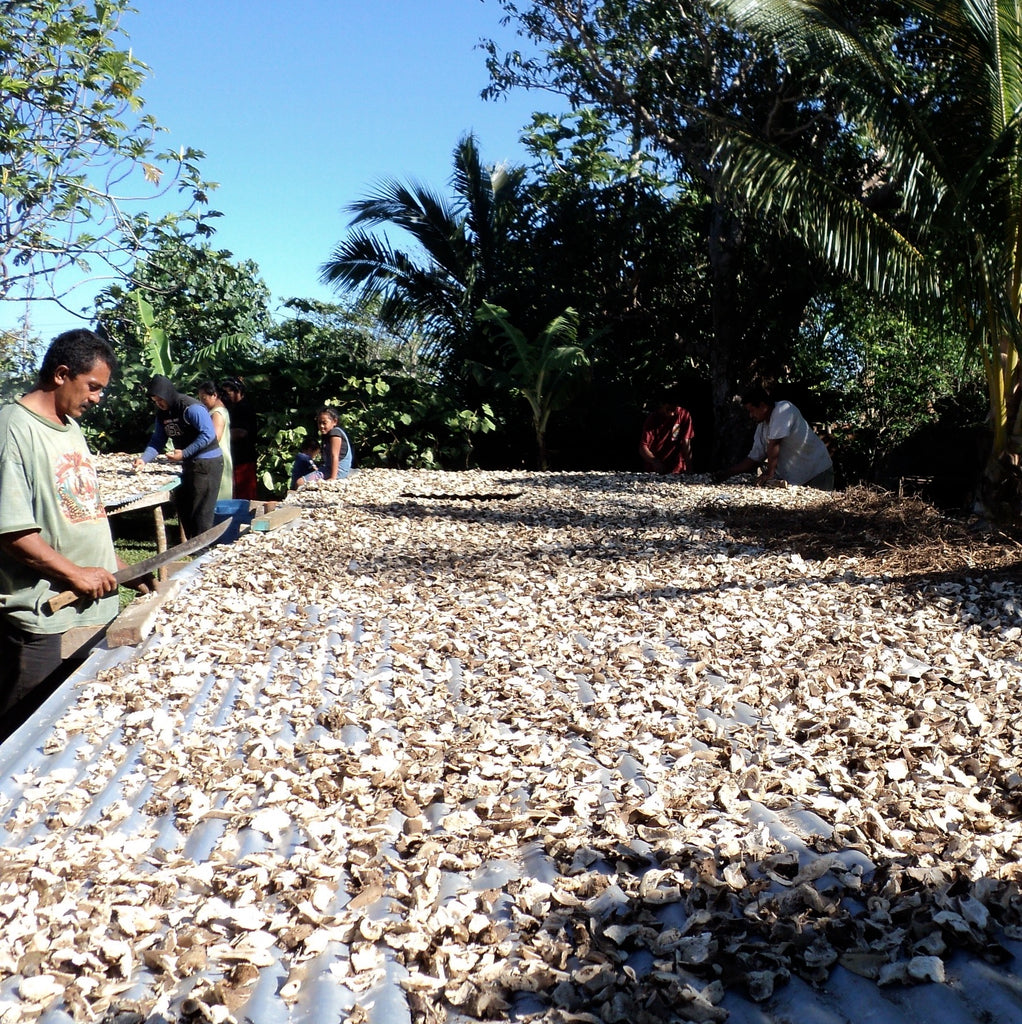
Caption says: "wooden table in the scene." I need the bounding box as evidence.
[60,466,182,658]
[105,480,181,558]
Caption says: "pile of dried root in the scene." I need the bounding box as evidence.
[0,471,1019,1024]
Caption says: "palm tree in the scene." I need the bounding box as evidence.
[712,0,1022,521]
[319,134,526,383]
[476,302,592,468]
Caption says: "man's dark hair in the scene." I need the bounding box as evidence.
[38,329,117,385]
[741,385,773,408]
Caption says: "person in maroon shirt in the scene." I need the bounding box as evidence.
[639,394,695,474]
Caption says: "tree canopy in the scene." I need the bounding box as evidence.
[320,133,527,386]
[0,0,216,312]
[711,0,1022,518]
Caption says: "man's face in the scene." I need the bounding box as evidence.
[744,402,771,424]
[54,360,111,420]
[151,396,169,413]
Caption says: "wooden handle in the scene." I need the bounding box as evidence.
[45,590,80,614]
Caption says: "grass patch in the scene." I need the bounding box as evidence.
[110,508,180,610]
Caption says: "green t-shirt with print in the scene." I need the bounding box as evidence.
[0,401,118,634]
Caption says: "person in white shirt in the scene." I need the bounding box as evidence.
[717,386,834,489]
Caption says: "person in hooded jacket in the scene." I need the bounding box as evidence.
[133,375,224,537]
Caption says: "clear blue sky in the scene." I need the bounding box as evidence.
[10,0,555,338]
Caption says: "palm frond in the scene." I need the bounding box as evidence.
[715,128,933,297]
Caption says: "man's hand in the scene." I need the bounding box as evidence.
[66,565,119,600]
[1,531,117,602]
[166,449,183,463]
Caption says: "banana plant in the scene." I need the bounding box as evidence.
[134,291,176,378]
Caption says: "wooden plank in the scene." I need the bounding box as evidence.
[251,506,302,532]
[106,578,185,649]
[61,624,108,660]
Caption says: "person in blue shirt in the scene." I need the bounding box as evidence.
[133,375,224,537]
[290,437,323,490]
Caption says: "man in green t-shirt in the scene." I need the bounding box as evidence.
[0,330,125,741]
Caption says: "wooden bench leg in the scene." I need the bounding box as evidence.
[153,504,169,582]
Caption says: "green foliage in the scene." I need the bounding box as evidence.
[0,319,42,403]
[86,235,270,452]
[476,302,591,468]
[134,293,175,377]
[95,231,271,367]
[320,134,529,392]
[792,289,981,479]
[712,0,1022,516]
[0,0,217,305]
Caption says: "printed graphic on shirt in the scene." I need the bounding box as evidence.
[56,450,107,524]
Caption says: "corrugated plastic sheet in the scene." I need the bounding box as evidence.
[1,485,1021,1024]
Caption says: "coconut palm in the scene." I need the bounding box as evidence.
[319,134,526,382]
[476,301,592,468]
[712,0,1022,520]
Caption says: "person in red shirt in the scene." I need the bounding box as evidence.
[639,394,695,474]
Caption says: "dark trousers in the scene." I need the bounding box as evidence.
[0,624,69,743]
[178,456,223,537]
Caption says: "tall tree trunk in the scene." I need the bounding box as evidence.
[707,204,748,467]
[978,326,1022,523]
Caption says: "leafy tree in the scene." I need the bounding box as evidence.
[484,0,846,456]
[512,112,712,410]
[86,236,271,452]
[0,317,42,403]
[94,231,271,365]
[711,0,1022,520]
[476,302,592,468]
[272,296,430,376]
[319,133,528,390]
[0,0,215,312]
[793,288,980,480]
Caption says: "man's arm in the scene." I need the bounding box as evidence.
[0,530,117,600]
[715,456,758,481]
[638,439,665,472]
[758,438,782,485]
